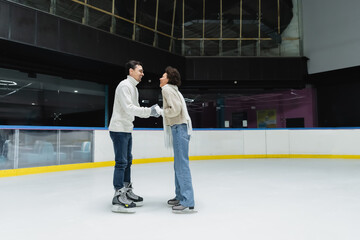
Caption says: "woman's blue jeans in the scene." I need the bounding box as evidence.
[171,124,195,207]
[110,131,132,190]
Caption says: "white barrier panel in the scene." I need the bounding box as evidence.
[94,128,360,162]
[93,130,114,163]
[243,130,266,155]
[266,129,290,155]
[132,130,172,159]
[289,129,360,155]
[191,130,244,156]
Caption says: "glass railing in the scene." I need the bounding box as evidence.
[0,128,93,170]
[183,87,316,128]
[8,0,302,56]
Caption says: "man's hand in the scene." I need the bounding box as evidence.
[150,104,160,117]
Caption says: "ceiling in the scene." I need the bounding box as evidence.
[115,0,294,44]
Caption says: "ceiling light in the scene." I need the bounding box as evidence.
[0,80,17,86]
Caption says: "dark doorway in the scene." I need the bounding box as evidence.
[286,118,304,128]
[232,112,248,128]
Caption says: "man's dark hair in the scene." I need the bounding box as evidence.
[165,66,181,87]
[125,60,142,74]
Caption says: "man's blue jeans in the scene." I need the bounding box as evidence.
[110,131,132,190]
[171,124,195,207]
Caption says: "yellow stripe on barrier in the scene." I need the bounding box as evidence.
[288,154,360,159]
[2,154,360,177]
[189,155,269,160]
[133,157,173,164]
[0,161,114,178]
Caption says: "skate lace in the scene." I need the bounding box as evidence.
[125,183,141,200]
[114,188,133,205]
[119,191,133,205]
[126,188,139,199]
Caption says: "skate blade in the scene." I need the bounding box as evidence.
[172,208,197,214]
[134,201,143,207]
[111,205,136,213]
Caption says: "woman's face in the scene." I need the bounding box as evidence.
[160,72,169,87]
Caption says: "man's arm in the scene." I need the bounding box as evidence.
[118,85,151,118]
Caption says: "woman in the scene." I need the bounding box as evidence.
[155,66,195,213]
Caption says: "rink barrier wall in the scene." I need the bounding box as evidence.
[3,128,360,177]
[2,154,360,178]
[94,128,360,162]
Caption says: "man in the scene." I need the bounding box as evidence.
[109,60,159,213]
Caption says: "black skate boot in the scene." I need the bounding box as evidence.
[167,198,180,206]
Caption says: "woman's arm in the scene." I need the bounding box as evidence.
[162,89,182,118]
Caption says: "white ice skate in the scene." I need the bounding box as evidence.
[124,182,143,207]
[111,187,136,213]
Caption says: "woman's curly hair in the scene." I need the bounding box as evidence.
[165,66,181,87]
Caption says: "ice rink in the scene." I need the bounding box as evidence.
[1,158,360,240]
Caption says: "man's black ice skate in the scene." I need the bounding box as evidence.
[172,204,196,214]
[167,198,180,206]
[112,187,136,213]
[124,182,143,207]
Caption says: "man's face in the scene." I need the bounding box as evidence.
[129,65,144,82]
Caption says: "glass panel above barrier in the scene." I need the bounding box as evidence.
[240,40,257,56]
[183,40,200,56]
[0,129,94,170]
[56,0,84,23]
[88,0,112,13]
[222,40,239,56]
[204,40,219,56]
[10,0,51,12]
[0,129,15,170]
[183,88,317,129]
[88,7,112,32]
[18,130,58,169]
[115,16,133,39]
[136,87,317,129]
[60,130,93,164]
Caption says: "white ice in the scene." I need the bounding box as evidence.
[1,158,360,240]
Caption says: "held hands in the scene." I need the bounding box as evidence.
[150,104,161,118]
[154,105,164,116]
